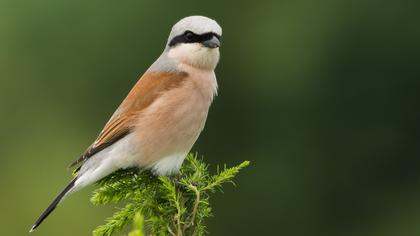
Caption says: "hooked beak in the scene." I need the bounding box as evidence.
[202,36,220,48]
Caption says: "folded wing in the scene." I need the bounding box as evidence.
[69,71,188,168]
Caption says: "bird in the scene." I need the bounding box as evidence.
[30,15,222,232]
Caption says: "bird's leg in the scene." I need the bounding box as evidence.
[171,174,186,190]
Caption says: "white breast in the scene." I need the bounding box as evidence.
[137,65,218,175]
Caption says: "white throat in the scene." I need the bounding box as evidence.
[167,43,220,71]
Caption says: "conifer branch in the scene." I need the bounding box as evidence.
[91,154,249,236]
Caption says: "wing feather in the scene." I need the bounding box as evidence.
[68,71,188,168]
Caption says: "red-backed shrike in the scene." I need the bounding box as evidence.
[30,15,222,232]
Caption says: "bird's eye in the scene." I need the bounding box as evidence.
[185,31,195,41]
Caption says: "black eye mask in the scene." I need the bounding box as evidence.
[169,31,221,47]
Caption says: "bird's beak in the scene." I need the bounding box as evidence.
[202,36,220,48]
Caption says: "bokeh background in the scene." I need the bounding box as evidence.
[1,0,420,235]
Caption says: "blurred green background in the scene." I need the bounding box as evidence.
[1,0,420,235]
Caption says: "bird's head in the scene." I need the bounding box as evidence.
[166,16,222,70]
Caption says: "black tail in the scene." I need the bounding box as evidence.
[29,178,77,232]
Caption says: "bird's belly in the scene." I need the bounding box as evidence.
[133,89,211,175]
